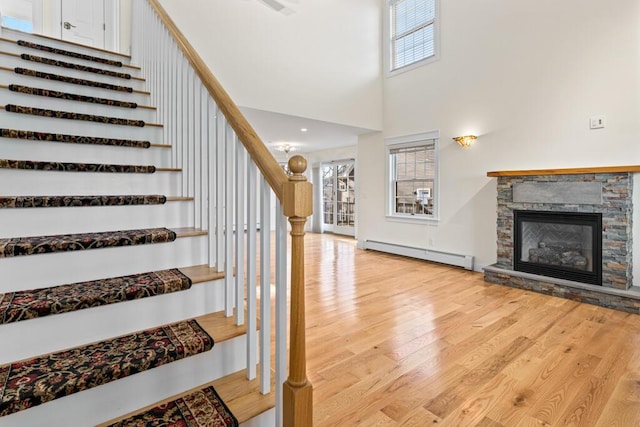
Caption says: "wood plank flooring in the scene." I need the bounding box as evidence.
[303,233,640,426]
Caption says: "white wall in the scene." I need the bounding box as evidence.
[156,0,383,131]
[358,0,640,271]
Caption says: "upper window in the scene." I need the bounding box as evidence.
[390,0,436,71]
[387,133,438,220]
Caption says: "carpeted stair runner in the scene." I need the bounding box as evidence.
[107,386,239,427]
[4,104,145,127]
[14,67,133,92]
[0,227,176,258]
[0,128,150,148]
[0,194,166,208]
[0,268,191,324]
[7,85,138,108]
[0,159,155,173]
[0,319,213,417]
[16,39,123,67]
[19,54,131,79]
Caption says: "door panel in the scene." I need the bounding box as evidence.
[61,0,104,48]
[322,161,355,236]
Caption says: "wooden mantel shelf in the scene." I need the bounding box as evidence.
[487,165,640,177]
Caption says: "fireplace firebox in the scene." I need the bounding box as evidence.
[514,210,602,285]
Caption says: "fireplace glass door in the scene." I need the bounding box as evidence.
[514,210,602,285]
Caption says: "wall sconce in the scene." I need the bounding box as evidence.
[453,135,477,148]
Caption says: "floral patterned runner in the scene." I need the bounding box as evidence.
[20,54,131,79]
[17,40,124,67]
[0,227,176,258]
[8,85,138,109]
[4,104,145,127]
[0,268,191,324]
[108,386,238,427]
[14,67,133,93]
[0,319,214,417]
[0,195,166,209]
[0,159,156,174]
[0,128,149,148]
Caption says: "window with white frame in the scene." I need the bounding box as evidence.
[390,0,436,71]
[388,134,438,219]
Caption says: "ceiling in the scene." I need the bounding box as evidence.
[239,107,374,158]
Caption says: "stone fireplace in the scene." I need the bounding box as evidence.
[484,166,640,314]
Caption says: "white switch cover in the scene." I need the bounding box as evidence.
[590,116,605,129]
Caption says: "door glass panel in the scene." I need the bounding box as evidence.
[322,161,355,235]
[322,165,334,226]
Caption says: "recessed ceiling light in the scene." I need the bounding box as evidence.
[300,128,308,132]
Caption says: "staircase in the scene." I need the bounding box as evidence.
[0,1,314,425]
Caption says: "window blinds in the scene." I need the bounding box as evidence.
[391,0,435,70]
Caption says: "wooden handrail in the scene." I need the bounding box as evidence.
[145,2,314,425]
[147,0,288,201]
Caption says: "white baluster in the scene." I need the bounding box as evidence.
[225,128,236,317]
[275,201,288,427]
[247,161,258,380]
[235,144,246,325]
[260,175,272,394]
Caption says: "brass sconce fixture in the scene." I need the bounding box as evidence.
[453,135,477,148]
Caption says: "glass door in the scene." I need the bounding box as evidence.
[322,161,355,236]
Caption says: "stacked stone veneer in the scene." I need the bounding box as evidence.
[491,172,633,290]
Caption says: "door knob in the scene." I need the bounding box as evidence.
[63,21,76,30]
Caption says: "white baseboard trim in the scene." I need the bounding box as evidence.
[362,240,474,270]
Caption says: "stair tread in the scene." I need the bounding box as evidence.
[212,369,276,424]
[0,159,156,173]
[3,84,139,109]
[103,385,239,427]
[0,319,214,418]
[0,128,152,149]
[0,268,192,324]
[3,104,147,127]
[172,227,208,238]
[0,227,176,258]
[16,52,133,80]
[0,194,167,208]
[179,264,224,284]
[0,33,132,60]
[98,315,257,427]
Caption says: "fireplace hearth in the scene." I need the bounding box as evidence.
[514,210,602,285]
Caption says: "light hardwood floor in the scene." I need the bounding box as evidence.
[303,233,640,426]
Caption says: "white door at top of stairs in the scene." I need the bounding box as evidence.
[61,0,104,48]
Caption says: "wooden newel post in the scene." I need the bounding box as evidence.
[282,155,313,427]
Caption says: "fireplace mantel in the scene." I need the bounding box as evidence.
[487,165,640,177]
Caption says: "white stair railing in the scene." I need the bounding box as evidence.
[132,1,313,426]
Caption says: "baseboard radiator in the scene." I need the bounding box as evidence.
[363,240,474,271]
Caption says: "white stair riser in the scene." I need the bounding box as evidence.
[0,90,156,122]
[0,335,248,427]
[0,112,164,141]
[0,278,225,364]
[0,41,142,77]
[0,234,210,291]
[0,28,134,64]
[0,71,151,104]
[0,169,182,195]
[0,201,194,237]
[0,137,169,167]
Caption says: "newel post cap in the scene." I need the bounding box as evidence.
[283,155,313,218]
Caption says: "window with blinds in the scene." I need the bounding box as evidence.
[390,0,436,71]
[389,141,437,217]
